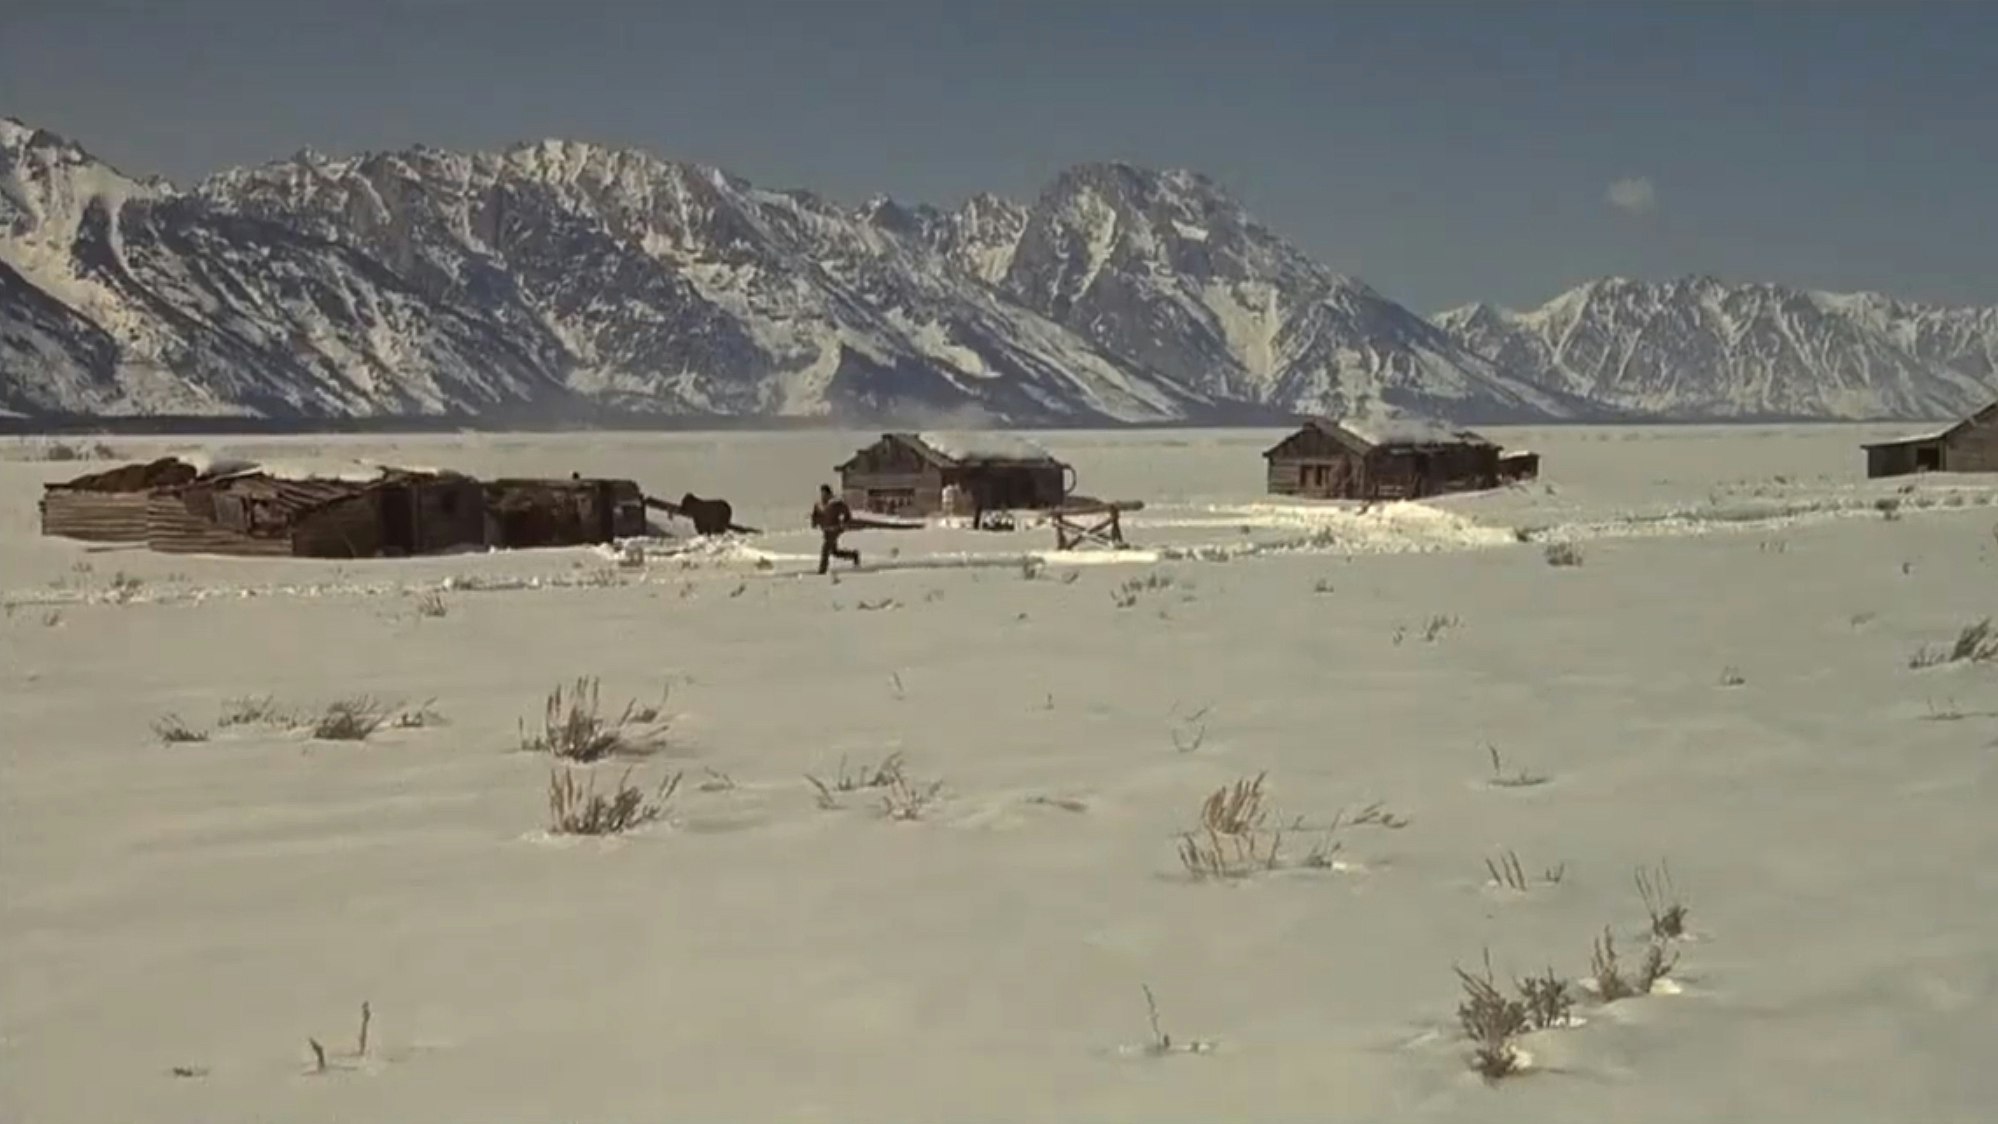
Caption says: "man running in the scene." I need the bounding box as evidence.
[810,484,861,574]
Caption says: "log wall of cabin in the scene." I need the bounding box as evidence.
[1266,454,1365,499]
[411,480,488,553]
[38,490,153,541]
[1944,409,1998,472]
[145,492,294,556]
[292,493,387,558]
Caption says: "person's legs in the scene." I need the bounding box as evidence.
[818,534,833,574]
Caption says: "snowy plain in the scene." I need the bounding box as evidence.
[3,423,1997,1123]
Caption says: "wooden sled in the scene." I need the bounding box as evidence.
[1049,499,1144,551]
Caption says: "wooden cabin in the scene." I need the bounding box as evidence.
[40,457,200,542]
[483,477,647,548]
[1263,416,1505,500]
[146,469,485,558]
[1862,401,1998,478]
[835,432,1073,517]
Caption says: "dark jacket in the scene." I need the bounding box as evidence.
[811,497,851,534]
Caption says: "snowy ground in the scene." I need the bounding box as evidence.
[3,424,1997,1123]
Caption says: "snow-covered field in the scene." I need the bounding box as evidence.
[3,424,1996,1123]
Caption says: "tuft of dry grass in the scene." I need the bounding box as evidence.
[1486,744,1548,788]
[878,773,945,821]
[1455,951,1528,1081]
[1635,861,1689,938]
[1485,850,1530,892]
[392,699,446,729]
[219,695,293,728]
[312,697,391,741]
[1111,572,1174,609]
[1718,665,1747,687]
[413,590,449,619]
[805,751,908,809]
[1543,542,1585,568]
[1590,928,1677,1001]
[520,677,667,761]
[546,766,681,835]
[1421,613,1461,642]
[152,714,210,744]
[1908,618,1998,669]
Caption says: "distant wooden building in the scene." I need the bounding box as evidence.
[146,469,486,558]
[1862,401,1998,478]
[835,432,1074,517]
[484,477,647,548]
[1263,416,1508,500]
[40,457,200,542]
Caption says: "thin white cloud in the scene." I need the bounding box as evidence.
[1606,176,1659,216]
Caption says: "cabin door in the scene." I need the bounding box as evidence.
[1915,446,1942,472]
[380,488,415,554]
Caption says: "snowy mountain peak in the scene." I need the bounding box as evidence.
[1439,276,1998,420]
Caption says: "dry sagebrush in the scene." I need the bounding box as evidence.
[547,766,682,835]
[521,677,670,761]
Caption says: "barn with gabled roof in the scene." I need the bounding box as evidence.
[835,432,1074,516]
[1862,400,1998,478]
[1262,416,1513,500]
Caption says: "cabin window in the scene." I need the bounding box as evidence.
[866,488,917,514]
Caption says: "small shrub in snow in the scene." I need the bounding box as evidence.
[521,677,666,761]
[1486,744,1548,788]
[152,714,210,744]
[1175,772,1335,879]
[805,751,907,809]
[1485,850,1530,892]
[1876,497,1903,521]
[1111,572,1174,609]
[1515,967,1574,1031]
[312,697,391,741]
[219,695,293,728]
[1134,983,1214,1056]
[1421,614,1461,642]
[1636,862,1689,938]
[878,773,945,821]
[1455,951,1529,1081]
[413,591,448,618]
[546,766,680,835]
[41,609,63,628]
[1312,578,1336,595]
[1909,618,1998,669]
[1590,928,1676,1002]
[1718,665,1747,688]
[1543,542,1585,567]
[392,699,446,729]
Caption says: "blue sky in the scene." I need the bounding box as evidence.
[4,1,1992,313]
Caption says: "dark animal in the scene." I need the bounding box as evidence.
[678,493,735,536]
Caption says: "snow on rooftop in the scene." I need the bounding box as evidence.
[915,431,1056,462]
[1331,414,1484,446]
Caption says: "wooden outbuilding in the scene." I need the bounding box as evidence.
[483,477,648,548]
[146,468,486,558]
[835,432,1074,517]
[1862,401,1998,478]
[39,457,200,542]
[1263,416,1507,500]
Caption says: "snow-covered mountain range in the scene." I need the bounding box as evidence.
[4,116,1994,424]
[1436,278,1998,421]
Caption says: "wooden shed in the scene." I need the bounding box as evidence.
[835,432,1073,517]
[146,469,486,558]
[1862,401,1998,478]
[40,457,200,542]
[1263,416,1504,500]
[483,477,647,549]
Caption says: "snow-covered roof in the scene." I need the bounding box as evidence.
[1316,415,1490,448]
[912,431,1058,463]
